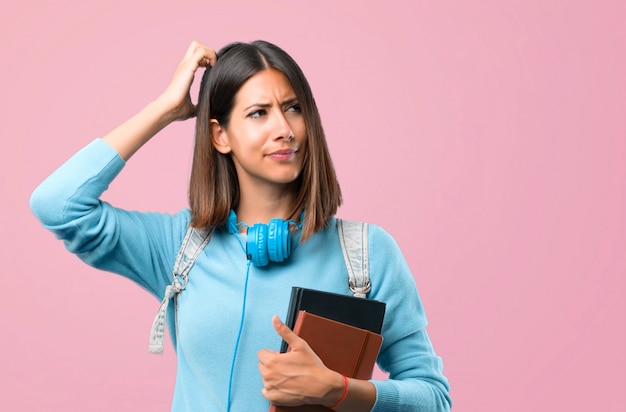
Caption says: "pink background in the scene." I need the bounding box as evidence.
[1,0,625,410]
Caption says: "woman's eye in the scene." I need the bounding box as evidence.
[287,103,301,113]
[248,109,266,118]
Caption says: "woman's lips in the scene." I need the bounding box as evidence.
[266,148,298,161]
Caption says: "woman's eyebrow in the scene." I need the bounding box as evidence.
[281,97,298,106]
[244,102,270,111]
[244,97,298,111]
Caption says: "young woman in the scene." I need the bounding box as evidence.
[30,40,451,411]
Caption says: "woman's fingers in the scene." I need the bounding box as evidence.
[184,40,217,68]
[271,315,303,350]
[257,315,339,406]
[160,41,217,121]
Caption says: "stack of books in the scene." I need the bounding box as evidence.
[269,287,386,412]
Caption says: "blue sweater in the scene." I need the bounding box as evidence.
[30,139,451,411]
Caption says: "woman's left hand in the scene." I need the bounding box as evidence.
[258,316,345,407]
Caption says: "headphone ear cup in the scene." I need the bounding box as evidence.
[268,218,291,263]
[247,223,269,267]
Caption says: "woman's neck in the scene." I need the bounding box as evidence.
[235,188,297,226]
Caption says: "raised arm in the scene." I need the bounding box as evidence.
[103,41,217,160]
[30,41,217,296]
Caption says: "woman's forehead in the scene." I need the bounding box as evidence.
[233,69,296,107]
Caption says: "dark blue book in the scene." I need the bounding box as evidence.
[280,287,386,353]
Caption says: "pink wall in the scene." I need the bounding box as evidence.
[1,0,624,410]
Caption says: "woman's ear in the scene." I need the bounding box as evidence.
[210,119,231,154]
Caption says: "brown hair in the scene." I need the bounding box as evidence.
[189,40,342,241]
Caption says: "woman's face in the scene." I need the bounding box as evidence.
[212,68,307,195]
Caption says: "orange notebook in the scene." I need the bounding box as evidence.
[268,310,383,412]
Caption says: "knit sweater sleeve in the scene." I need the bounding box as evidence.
[367,225,451,411]
[29,138,187,299]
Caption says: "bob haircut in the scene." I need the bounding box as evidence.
[189,40,342,241]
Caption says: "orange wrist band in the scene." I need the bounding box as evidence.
[328,374,349,410]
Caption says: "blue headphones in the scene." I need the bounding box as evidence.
[227,210,302,267]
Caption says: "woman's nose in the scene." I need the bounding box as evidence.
[272,112,292,140]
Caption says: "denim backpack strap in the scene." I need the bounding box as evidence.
[337,219,370,298]
[149,226,212,354]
